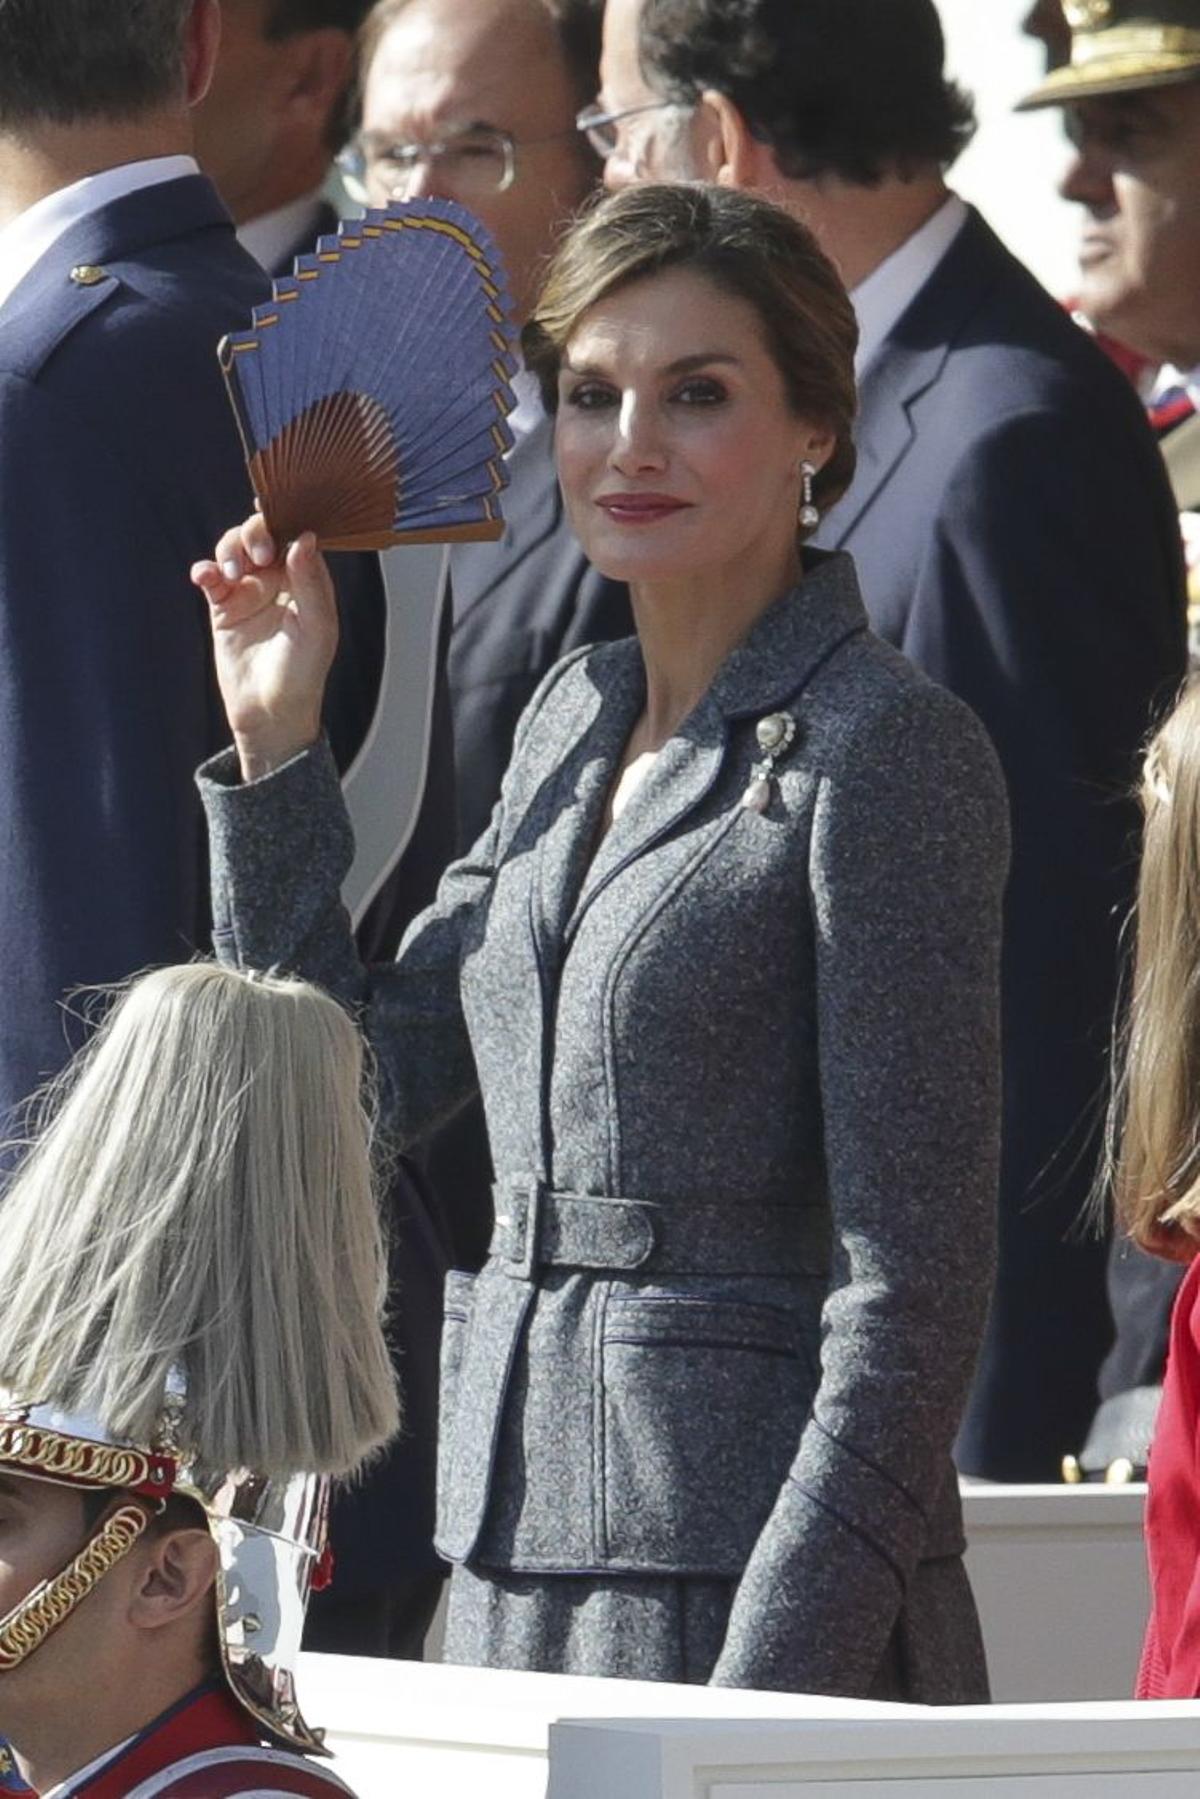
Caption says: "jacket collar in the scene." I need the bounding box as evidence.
[818,206,1009,548]
[703,548,869,719]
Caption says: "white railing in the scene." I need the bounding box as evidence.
[301,1480,1162,1797]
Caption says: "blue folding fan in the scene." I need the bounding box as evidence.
[218,197,517,551]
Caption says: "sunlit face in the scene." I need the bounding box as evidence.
[360,0,597,320]
[1059,82,1200,364]
[596,0,699,190]
[554,267,830,588]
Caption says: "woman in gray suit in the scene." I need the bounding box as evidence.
[194,184,1008,1701]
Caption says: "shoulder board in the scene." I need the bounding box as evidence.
[119,1747,357,1799]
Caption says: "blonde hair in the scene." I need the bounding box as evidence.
[0,963,399,1476]
[1110,681,1200,1259]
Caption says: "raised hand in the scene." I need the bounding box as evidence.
[192,513,339,782]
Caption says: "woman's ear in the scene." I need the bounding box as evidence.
[803,426,838,474]
[694,90,765,190]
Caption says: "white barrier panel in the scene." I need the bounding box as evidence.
[302,1656,904,1799]
[546,1705,1200,1798]
[961,1481,1149,1702]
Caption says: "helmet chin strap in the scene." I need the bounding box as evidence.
[0,1501,151,1671]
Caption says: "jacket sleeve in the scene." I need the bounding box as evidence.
[710,681,1009,1694]
[198,649,581,1148]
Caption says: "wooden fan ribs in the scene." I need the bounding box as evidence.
[252,390,398,547]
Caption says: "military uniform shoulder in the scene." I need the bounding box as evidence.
[109,1745,357,1797]
[0,260,120,383]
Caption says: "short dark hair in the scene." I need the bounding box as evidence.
[265,0,373,38]
[639,0,977,186]
[357,0,602,109]
[0,0,192,129]
[524,182,858,527]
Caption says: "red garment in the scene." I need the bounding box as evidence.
[60,1684,357,1798]
[1138,1255,1200,1697]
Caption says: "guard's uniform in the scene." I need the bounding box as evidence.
[58,1685,355,1798]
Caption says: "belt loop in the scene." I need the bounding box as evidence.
[503,1178,544,1282]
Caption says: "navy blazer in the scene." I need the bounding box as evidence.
[816,206,1187,1479]
[0,175,267,1131]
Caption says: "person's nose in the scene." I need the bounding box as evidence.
[390,155,452,204]
[602,148,636,194]
[1059,139,1116,213]
[609,393,666,473]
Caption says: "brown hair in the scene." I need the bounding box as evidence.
[522,182,858,524]
[1108,681,1200,1260]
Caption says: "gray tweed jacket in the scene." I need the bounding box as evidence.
[200,550,1008,1695]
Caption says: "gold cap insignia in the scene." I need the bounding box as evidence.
[1064,0,1114,26]
[69,264,107,287]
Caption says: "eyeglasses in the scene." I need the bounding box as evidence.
[339,123,577,203]
[575,99,683,160]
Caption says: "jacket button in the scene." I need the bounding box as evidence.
[69,264,107,286]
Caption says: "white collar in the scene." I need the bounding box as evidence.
[0,154,198,315]
[506,364,544,444]
[1153,362,1200,413]
[851,193,968,378]
[43,1734,137,1797]
[237,189,328,276]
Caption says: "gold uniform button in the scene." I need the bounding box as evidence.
[69,264,108,287]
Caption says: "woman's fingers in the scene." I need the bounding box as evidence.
[241,512,277,568]
[210,514,278,583]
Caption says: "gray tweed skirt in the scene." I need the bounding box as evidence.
[442,1556,989,1699]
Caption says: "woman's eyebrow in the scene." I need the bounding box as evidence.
[561,351,742,379]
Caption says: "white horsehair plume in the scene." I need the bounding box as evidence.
[0,962,400,1478]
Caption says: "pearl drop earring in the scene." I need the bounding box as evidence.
[799,460,819,531]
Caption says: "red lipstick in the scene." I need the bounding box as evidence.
[596,492,691,525]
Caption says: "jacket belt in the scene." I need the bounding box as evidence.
[489,1179,830,1280]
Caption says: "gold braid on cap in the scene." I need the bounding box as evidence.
[0,1502,150,1670]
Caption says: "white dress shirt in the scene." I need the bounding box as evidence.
[0,154,199,315]
[237,189,327,276]
[851,192,968,377]
[1152,362,1200,414]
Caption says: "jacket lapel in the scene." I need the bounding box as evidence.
[563,553,869,941]
[817,207,995,549]
[529,640,645,955]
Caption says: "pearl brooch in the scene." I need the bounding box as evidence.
[741,712,798,811]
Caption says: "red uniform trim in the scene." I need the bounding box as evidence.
[69,1686,258,1796]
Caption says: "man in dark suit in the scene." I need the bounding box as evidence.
[602,0,1187,1478]
[0,0,270,1129]
[1020,0,1200,1467]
